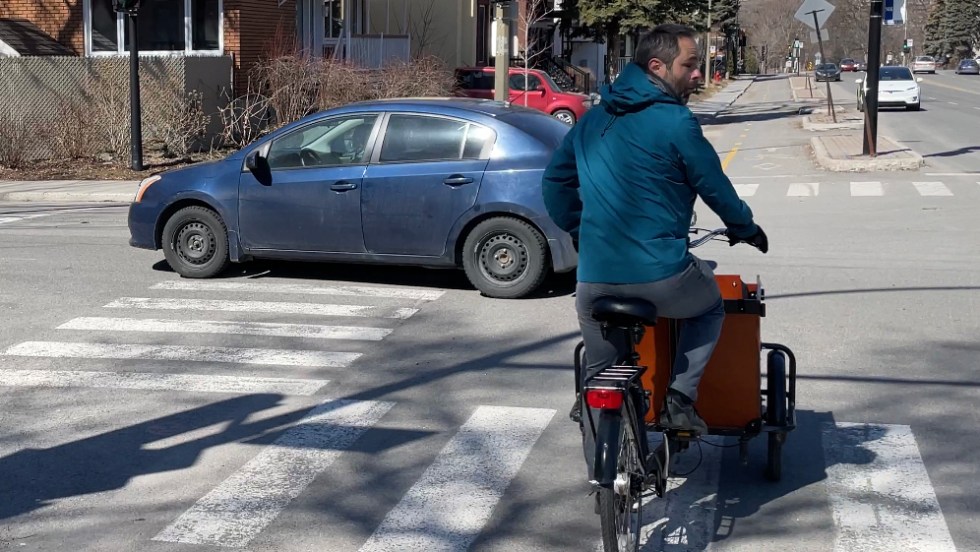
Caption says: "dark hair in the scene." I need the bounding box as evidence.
[633,24,699,69]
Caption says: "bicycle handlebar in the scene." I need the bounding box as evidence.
[688,227,728,248]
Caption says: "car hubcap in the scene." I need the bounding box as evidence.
[176,222,215,265]
[555,112,574,124]
[479,233,528,283]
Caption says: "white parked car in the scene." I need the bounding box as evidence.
[856,66,923,111]
[911,55,936,74]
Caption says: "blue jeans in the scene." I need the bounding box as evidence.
[575,256,725,470]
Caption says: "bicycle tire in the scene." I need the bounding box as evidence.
[598,415,643,552]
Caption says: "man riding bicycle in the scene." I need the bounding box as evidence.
[541,24,767,469]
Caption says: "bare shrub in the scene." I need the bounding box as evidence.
[146,74,211,159]
[85,69,130,163]
[214,77,274,151]
[52,97,97,160]
[252,54,321,126]
[0,109,39,169]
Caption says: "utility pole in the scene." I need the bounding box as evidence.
[112,0,143,170]
[704,0,713,85]
[493,0,511,102]
[863,0,883,156]
[808,9,836,122]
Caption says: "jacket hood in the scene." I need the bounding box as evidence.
[600,62,682,114]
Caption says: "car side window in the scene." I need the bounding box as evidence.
[379,115,493,163]
[509,73,542,91]
[266,114,378,170]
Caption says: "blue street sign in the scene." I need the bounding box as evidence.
[884,0,905,25]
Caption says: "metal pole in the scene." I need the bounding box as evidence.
[809,11,836,123]
[704,0,712,85]
[493,1,510,101]
[128,13,143,171]
[863,0,883,156]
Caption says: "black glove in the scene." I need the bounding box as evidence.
[728,226,768,253]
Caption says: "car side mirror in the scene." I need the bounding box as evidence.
[245,150,272,185]
[916,77,923,82]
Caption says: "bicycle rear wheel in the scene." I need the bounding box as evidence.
[598,417,643,552]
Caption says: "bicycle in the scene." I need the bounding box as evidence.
[574,227,798,552]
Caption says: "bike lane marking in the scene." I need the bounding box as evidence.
[822,422,956,552]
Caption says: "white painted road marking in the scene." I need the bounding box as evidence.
[912,181,954,196]
[787,182,820,197]
[734,184,759,197]
[4,341,360,367]
[0,369,327,395]
[154,399,395,547]
[152,280,446,302]
[59,317,392,341]
[358,406,555,552]
[822,422,956,552]
[850,181,884,196]
[105,297,418,320]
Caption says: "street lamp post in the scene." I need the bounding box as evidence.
[111,0,143,171]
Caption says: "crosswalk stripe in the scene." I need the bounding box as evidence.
[4,341,360,367]
[58,317,392,341]
[787,182,819,197]
[734,184,759,197]
[105,297,418,320]
[151,280,446,301]
[639,434,725,550]
[822,422,956,552]
[0,217,20,224]
[912,181,954,196]
[0,369,328,395]
[850,181,884,196]
[154,399,395,547]
[358,406,555,552]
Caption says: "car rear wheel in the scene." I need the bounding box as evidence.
[162,206,230,278]
[462,217,549,299]
[553,109,576,125]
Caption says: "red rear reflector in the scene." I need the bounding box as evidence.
[585,389,624,410]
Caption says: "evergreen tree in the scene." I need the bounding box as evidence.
[923,0,948,58]
[942,0,980,61]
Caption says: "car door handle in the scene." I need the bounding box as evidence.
[330,181,357,191]
[443,176,474,187]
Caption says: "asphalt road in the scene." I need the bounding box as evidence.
[2,77,979,551]
[823,69,980,174]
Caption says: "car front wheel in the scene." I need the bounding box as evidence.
[907,102,921,111]
[161,206,231,278]
[461,217,549,299]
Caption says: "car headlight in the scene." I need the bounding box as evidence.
[134,175,161,203]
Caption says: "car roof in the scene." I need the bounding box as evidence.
[456,66,541,74]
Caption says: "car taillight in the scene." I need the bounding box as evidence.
[585,389,624,410]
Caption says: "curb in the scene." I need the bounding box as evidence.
[810,136,924,171]
[0,191,133,203]
[801,115,862,131]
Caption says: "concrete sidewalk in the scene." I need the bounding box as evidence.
[690,76,755,117]
[0,179,139,203]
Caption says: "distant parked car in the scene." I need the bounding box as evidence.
[856,66,923,111]
[911,55,937,74]
[815,63,842,81]
[857,61,868,71]
[454,66,592,125]
[839,58,857,72]
[128,99,578,299]
[955,58,980,75]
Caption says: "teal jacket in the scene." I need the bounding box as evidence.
[541,62,757,284]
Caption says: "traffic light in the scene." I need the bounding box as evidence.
[902,40,910,53]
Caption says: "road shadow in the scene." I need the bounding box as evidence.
[700,101,810,126]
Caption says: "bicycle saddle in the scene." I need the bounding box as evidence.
[591,297,658,328]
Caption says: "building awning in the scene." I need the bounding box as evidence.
[0,18,76,56]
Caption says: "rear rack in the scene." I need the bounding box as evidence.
[584,365,647,390]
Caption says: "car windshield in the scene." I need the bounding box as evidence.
[915,56,934,62]
[841,59,855,64]
[536,71,565,93]
[817,64,837,70]
[879,67,913,80]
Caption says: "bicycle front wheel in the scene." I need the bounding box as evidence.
[598,418,644,552]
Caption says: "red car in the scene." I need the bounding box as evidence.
[839,58,857,72]
[454,66,592,124]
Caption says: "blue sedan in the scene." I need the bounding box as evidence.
[128,98,577,298]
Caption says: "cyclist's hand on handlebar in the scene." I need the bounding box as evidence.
[727,225,768,253]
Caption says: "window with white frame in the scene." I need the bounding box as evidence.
[85,0,222,55]
[325,0,344,40]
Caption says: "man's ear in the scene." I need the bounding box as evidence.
[647,57,664,75]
